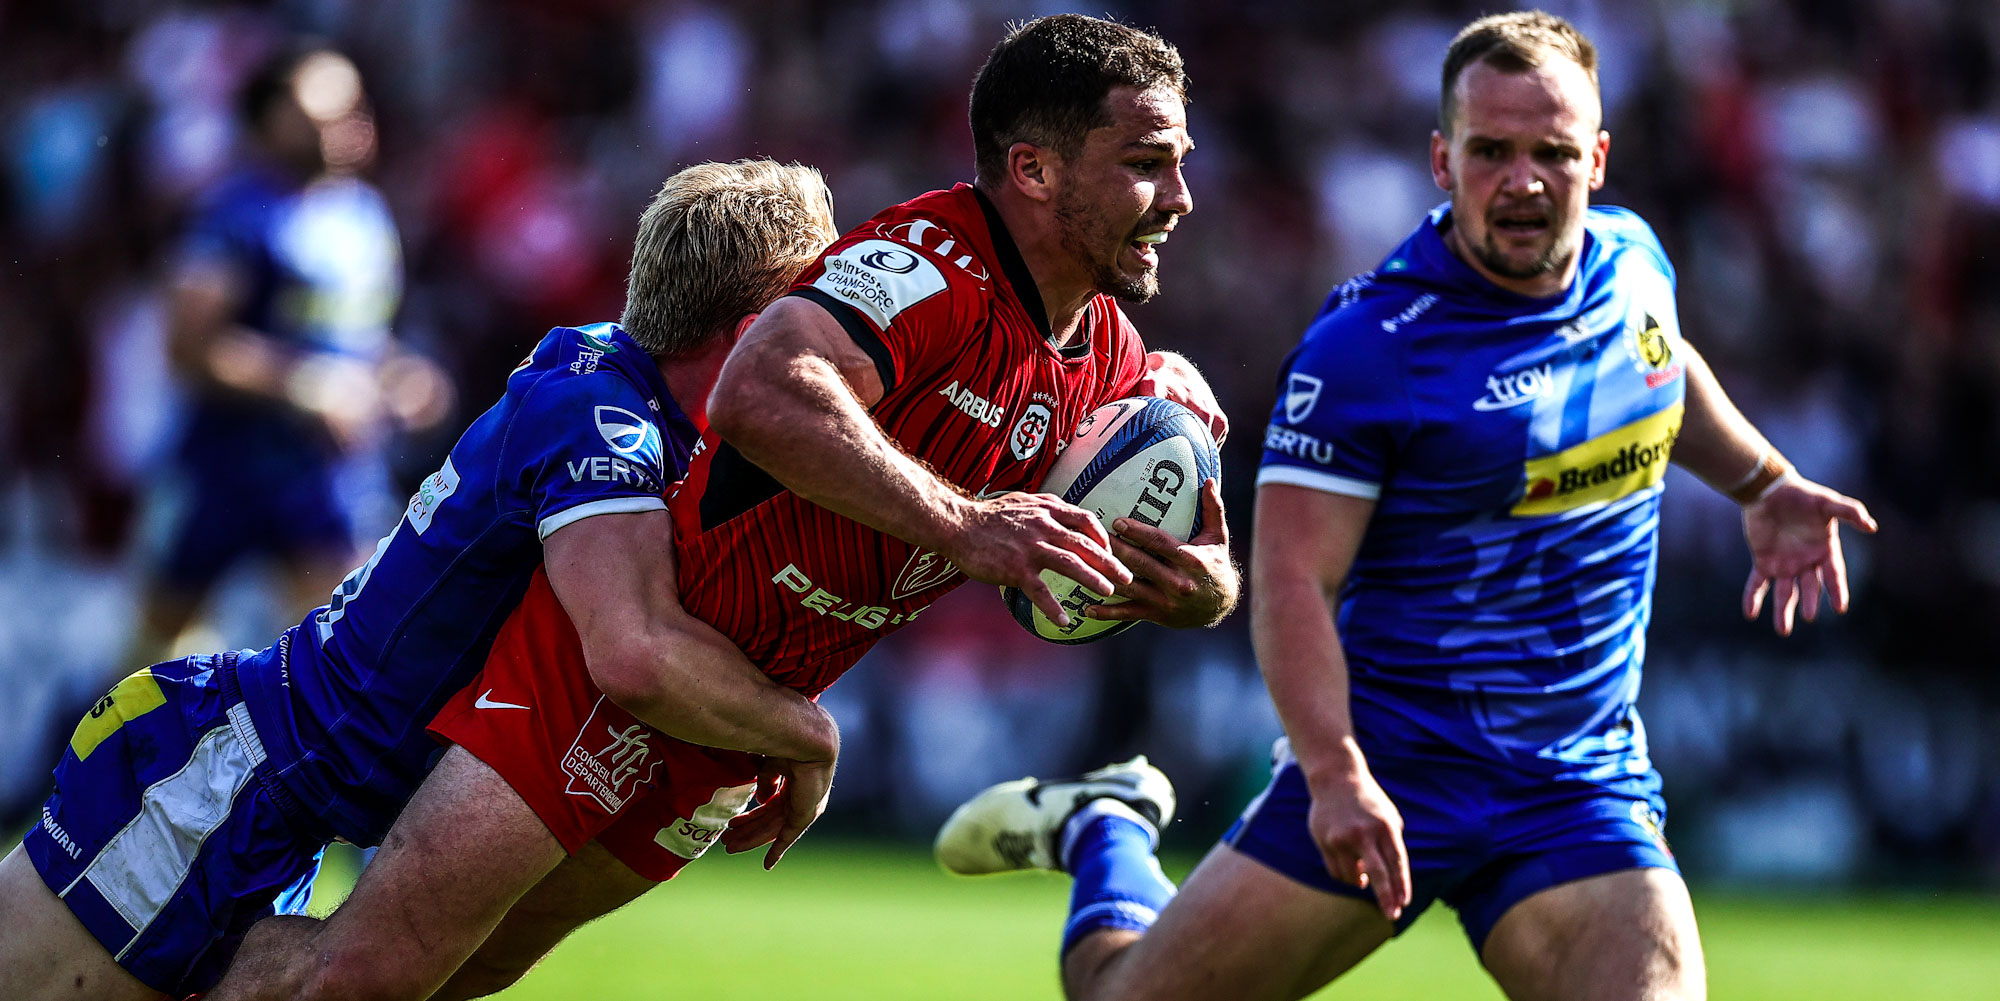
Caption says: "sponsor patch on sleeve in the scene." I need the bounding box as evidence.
[407,457,460,535]
[810,239,948,330]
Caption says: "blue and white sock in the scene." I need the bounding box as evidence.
[1058,799,1177,956]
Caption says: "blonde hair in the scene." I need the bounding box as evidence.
[621,159,837,356]
[1439,11,1599,135]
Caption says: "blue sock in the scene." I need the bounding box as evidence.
[1059,800,1177,956]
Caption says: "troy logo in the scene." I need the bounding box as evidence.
[891,548,960,600]
[875,218,991,281]
[562,698,661,813]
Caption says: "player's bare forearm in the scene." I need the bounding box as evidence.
[712,298,1130,619]
[1252,485,1411,917]
[711,297,974,553]
[546,509,837,764]
[1668,342,1775,493]
[602,620,839,763]
[1249,484,1373,783]
[1252,556,1361,778]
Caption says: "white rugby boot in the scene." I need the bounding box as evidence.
[935,755,1176,875]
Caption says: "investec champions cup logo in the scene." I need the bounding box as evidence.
[811,238,947,330]
[562,698,662,814]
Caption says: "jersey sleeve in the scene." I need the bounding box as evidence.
[1591,206,1677,291]
[785,231,983,396]
[497,367,673,540]
[1255,307,1410,500]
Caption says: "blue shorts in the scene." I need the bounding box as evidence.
[22,652,325,996]
[156,407,355,591]
[1223,739,1677,951]
[156,461,352,591]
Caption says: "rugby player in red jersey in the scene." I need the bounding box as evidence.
[203,14,1236,1001]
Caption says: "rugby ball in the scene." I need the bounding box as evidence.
[1002,397,1221,644]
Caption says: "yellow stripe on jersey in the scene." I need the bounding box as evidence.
[70,668,168,761]
[1511,402,1683,517]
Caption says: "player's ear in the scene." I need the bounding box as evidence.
[727,312,758,346]
[1589,129,1609,191]
[1429,130,1452,192]
[1007,142,1057,204]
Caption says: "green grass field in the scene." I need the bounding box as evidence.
[311,842,2000,1000]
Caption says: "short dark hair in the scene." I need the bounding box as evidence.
[969,14,1188,186]
[1439,11,1599,135]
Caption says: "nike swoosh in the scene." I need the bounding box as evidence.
[473,689,529,711]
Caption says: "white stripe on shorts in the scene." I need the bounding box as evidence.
[69,721,260,956]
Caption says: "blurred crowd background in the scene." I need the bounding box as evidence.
[3,0,1996,888]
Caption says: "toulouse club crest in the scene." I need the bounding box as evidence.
[1010,402,1054,461]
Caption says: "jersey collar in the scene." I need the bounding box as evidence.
[972,187,1055,342]
[971,186,1094,359]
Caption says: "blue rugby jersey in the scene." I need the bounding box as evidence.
[173,167,404,465]
[1258,205,1688,782]
[180,167,402,358]
[234,323,699,843]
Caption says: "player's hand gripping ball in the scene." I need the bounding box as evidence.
[1003,397,1221,643]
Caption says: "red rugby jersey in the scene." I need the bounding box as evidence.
[668,183,1148,695]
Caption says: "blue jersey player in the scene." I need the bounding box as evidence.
[0,160,842,1001]
[131,47,417,670]
[938,13,1876,1001]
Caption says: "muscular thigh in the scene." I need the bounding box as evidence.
[1070,845,1394,1001]
[0,844,165,1001]
[437,842,657,1000]
[286,745,568,1000]
[1480,867,1703,1001]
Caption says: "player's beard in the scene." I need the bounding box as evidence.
[1056,186,1159,304]
[1470,220,1575,282]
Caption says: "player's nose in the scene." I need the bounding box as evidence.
[1157,163,1193,216]
[1499,155,1543,197]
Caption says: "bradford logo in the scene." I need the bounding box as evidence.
[1513,403,1683,516]
[562,698,662,813]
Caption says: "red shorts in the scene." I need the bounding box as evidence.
[429,568,760,882]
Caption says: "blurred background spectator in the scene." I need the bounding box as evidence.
[1,0,1993,888]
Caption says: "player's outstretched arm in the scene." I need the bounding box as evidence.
[710,296,1132,628]
[1251,483,1410,923]
[1670,343,1878,635]
[546,508,838,867]
[544,508,838,765]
